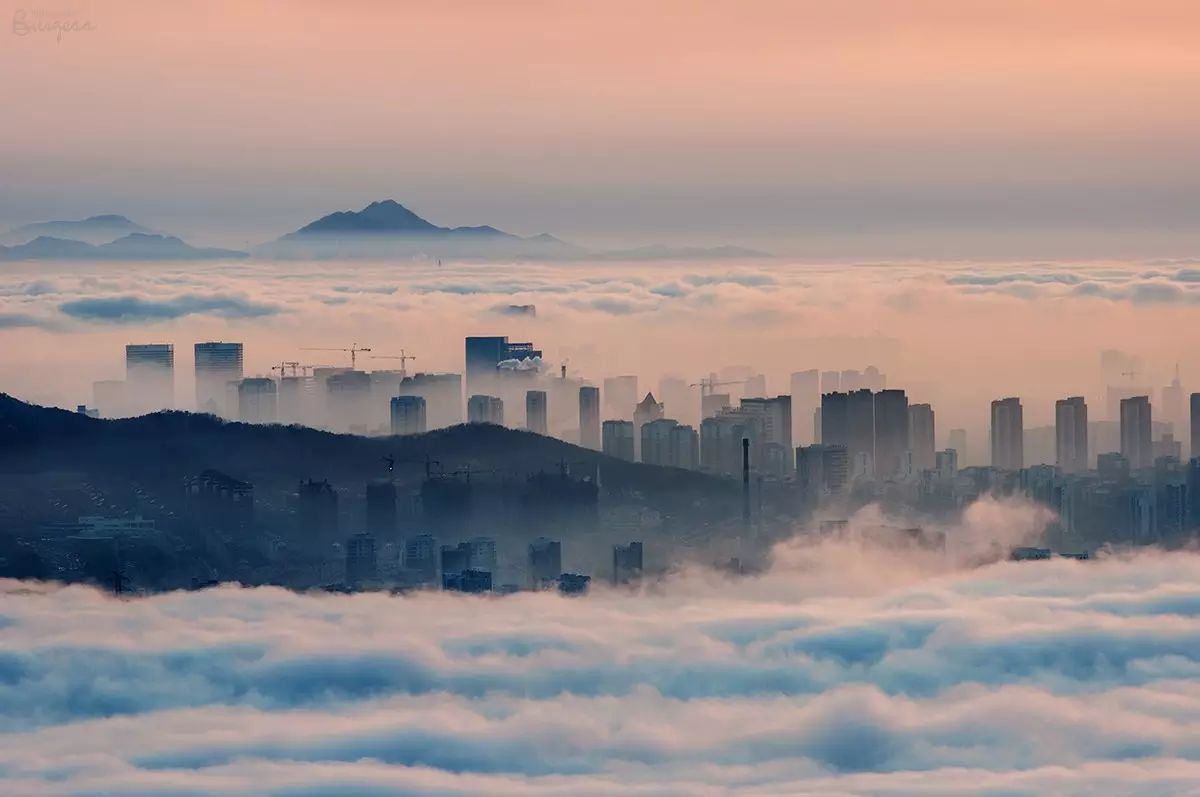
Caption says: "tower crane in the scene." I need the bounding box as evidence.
[301,344,372,369]
[689,376,747,397]
[271,362,318,378]
[369,349,417,376]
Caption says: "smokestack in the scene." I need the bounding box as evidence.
[742,437,751,525]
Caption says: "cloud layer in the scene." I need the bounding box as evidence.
[4,516,1200,795]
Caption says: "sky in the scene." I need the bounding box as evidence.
[4,0,1200,255]
[6,501,1200,795]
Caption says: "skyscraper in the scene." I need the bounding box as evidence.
[740,395,793,453]
[613,542,643,584]
[467,394,504,424]
[365,480,397,539]
[390,395,427,435]
[847,388,875,477]
[1162,367,1184,437]
[668,424,700,470]
[194,341,243,416]
[603,375,639,419]
[820,392,849,449]
[345,533,377,587]
[396,372,462,429]
[125,343,174,413]
[640,418,678,466]
[948,428,968,464]
[525,389,548,434]
[579,386,600,449]
[465,336,542,393]
[529,537,562,589]
[658,376,694,426]
[990,397,1024,471]
[1055,396,1088,473]
[1120,395,1153,469]
[908,403,935,473]
[633,392,664,458]
[873,389,909,480]
[237,377,277,423]
[602,420,635,461]
[790,369,820,446]
[1192,392,1200,461]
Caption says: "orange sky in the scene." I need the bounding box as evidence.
[3,0,1200,253]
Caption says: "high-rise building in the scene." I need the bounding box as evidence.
[821,392,849,449]
[297,479,338,540]
[194,342,243,416]
[525,389,548,434]
[669,424,700,470]
[796,444,849,501]
[790,369,820,446]
[390,395,427,435]
[740,396,792,453]
[277,375,313,426]
[701,392,731,420]
[237,377,277,423]
[640,418,678,466]
[948,428,968,464]
[404,534,437,585]
[602,420,635,461]
[324,370,371,433]
[396,372,462,429]
[908,403,935,473]
[873,389,909,480]
[613,541,643,584]
[935,449,958,479]
[125,343,174,413]
[529,537,562,588]
[1162,367,1185,437]
[1120,395,1153,469]
[821,371,841,393]
[841,370,863,392]
[658,376,694,426]
[465,336,541,393]
[847,388,875,478]
[466,536,497,575]
[365,480,396,538]
[345,533,377,587]
[579,386,601,449]
[467,394,504,424]
[991,398,1024,471]
[863,365,886,391]
[1055,397,1088,473]
[743,374,767,398]
[1192,393,1200,461]
[633,392,664,458]
[700,409,763,476]
[604,375,639,420]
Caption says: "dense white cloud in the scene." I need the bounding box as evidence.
[3,501,1200,795]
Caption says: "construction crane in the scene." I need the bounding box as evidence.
[689,376,746,397]
[301,344,372,369]
[369,349,417,376]
[271,362,319,378]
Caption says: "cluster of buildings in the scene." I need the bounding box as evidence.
[82,338,1200,552]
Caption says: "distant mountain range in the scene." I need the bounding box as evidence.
[0,214,153,246]
[0,201,768,262]
[0,233,247,262]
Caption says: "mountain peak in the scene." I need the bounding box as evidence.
[289,200,441,236]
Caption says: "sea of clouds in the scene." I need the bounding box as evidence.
[4,499,1200,796]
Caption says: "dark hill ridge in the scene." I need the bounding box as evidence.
[0,394,726,499]
[0,214,153,245]
[0,234,247,261]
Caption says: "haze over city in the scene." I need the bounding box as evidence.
[5,2,1200,796]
